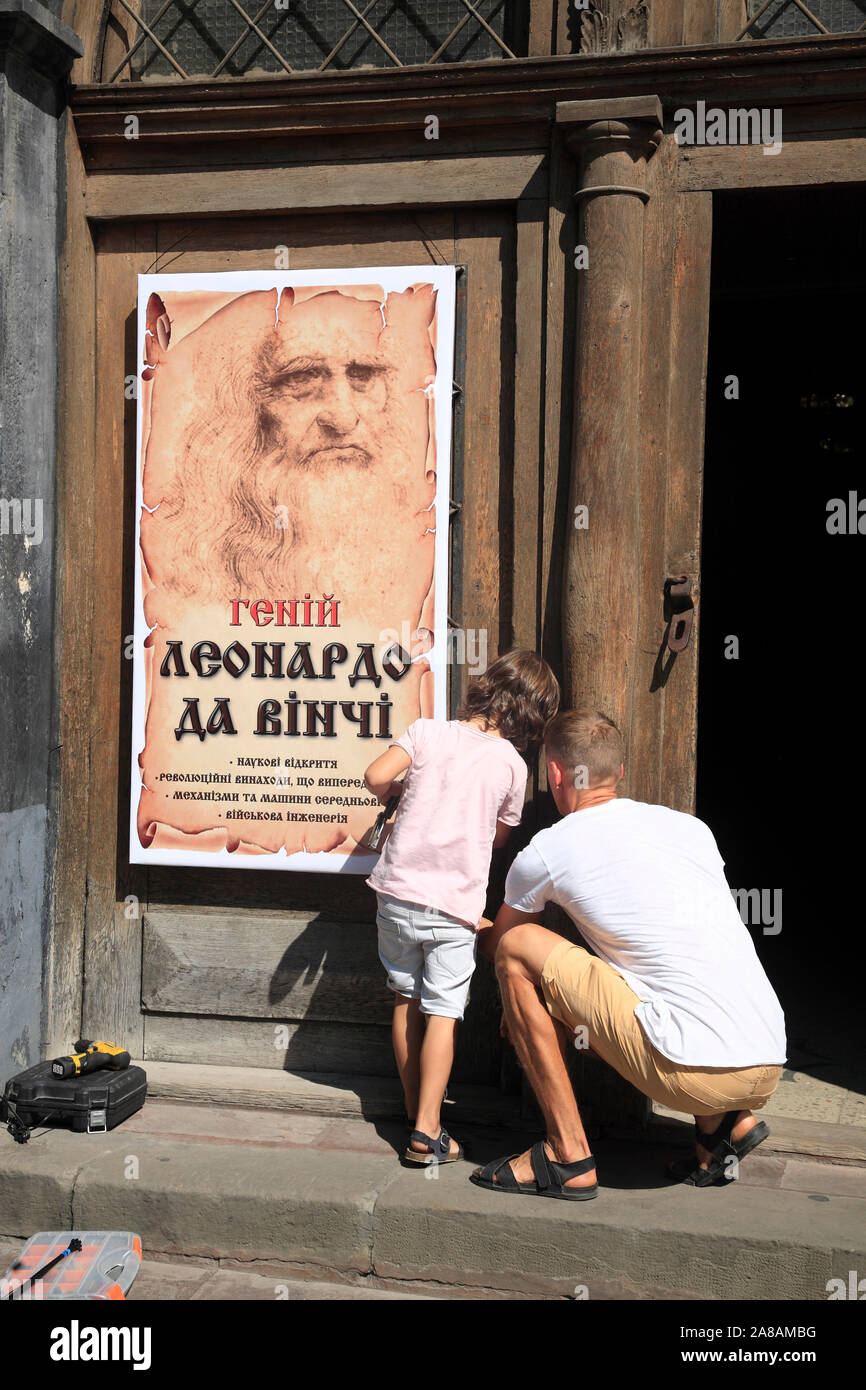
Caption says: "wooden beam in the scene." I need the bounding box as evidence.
[649,0,683,49]
[454,209,511,677]
[660,188,712,814]
[512,198,546,654]
[528,0,558,56]
[86,153,548,219]
[143,1014,394,1075]
[630,136,713,816]
[61,0,106,84]
[81,220,153,1056]
[558,98,664,739]
[451,209,519,1088]
[46,113,94,1058]
[142,912,393,1024]
[539,127,574,727]
[71,34,866,144]
[682,0,718,46]
[717,0,750,43]
[630,128,677,810]
[678,133,866,190]
[82,125,547,176]
[510,198,546,829]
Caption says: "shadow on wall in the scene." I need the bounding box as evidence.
[267,911,505,1099]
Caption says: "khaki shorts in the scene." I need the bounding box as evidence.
[540,939,782,1117]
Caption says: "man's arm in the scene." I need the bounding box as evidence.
[363,746,411,804]
[478,839,551,962]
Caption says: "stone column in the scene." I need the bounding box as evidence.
[0,0,82,1075]
[556,95,662,726]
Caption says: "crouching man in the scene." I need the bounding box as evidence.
[473,708,786,1201]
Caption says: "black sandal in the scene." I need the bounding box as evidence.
[404,1127,463,1164]
[470,1140,598,1201]
[667,1111,770,1186]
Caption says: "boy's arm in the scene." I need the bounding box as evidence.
[363,745,411,804]
[492,819,516,850]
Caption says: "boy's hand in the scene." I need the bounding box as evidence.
[373,778,404,807]
[476,915,494,962]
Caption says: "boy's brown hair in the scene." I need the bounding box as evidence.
[543,708,625,785]
[455,649,560,756]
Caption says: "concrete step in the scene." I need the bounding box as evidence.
[0,1238,448,1301]
[140,1059,866,1164]
[2,1097,864,1300]
[137,1058,528,1127]
[646,1106,866,1165]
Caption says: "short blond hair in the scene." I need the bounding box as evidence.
[543,708,624,785]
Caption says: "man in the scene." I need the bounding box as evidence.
[472,708,786,1199]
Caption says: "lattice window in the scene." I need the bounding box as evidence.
[101,0,529,82]
[737,0,866,39]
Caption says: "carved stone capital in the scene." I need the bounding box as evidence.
[579,1,650,55]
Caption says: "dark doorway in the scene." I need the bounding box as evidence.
[697,184,865,1102]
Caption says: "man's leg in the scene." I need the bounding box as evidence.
[493,924,774,1187]
[668,1067,782,1177]
[487,924,595,1190]
[691,1111,761,1169]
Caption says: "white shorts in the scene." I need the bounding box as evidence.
[375,892,478,1019]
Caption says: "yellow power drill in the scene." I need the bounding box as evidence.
[50,1039,131,1079]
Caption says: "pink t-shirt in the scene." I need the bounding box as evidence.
[365,718,528,929]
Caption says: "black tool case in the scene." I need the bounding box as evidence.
[1,1062,147,1139]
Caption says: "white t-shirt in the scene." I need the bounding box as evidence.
[504,798,787,1068]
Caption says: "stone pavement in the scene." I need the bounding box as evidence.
[1,1097,864,1301]
[0,1235,446,1300]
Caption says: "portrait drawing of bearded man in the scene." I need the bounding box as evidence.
[133,277,448,862]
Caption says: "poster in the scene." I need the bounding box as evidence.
[129,267,455,873]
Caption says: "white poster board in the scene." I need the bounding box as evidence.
[129,267,455,873]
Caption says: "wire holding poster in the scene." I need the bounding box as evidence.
[129,267,455,873]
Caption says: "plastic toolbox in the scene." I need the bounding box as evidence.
[2,1232,143,1300]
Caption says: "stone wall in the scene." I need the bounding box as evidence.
[0,0,81,1078]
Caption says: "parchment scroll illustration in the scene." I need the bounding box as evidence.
[129,269,455,871]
